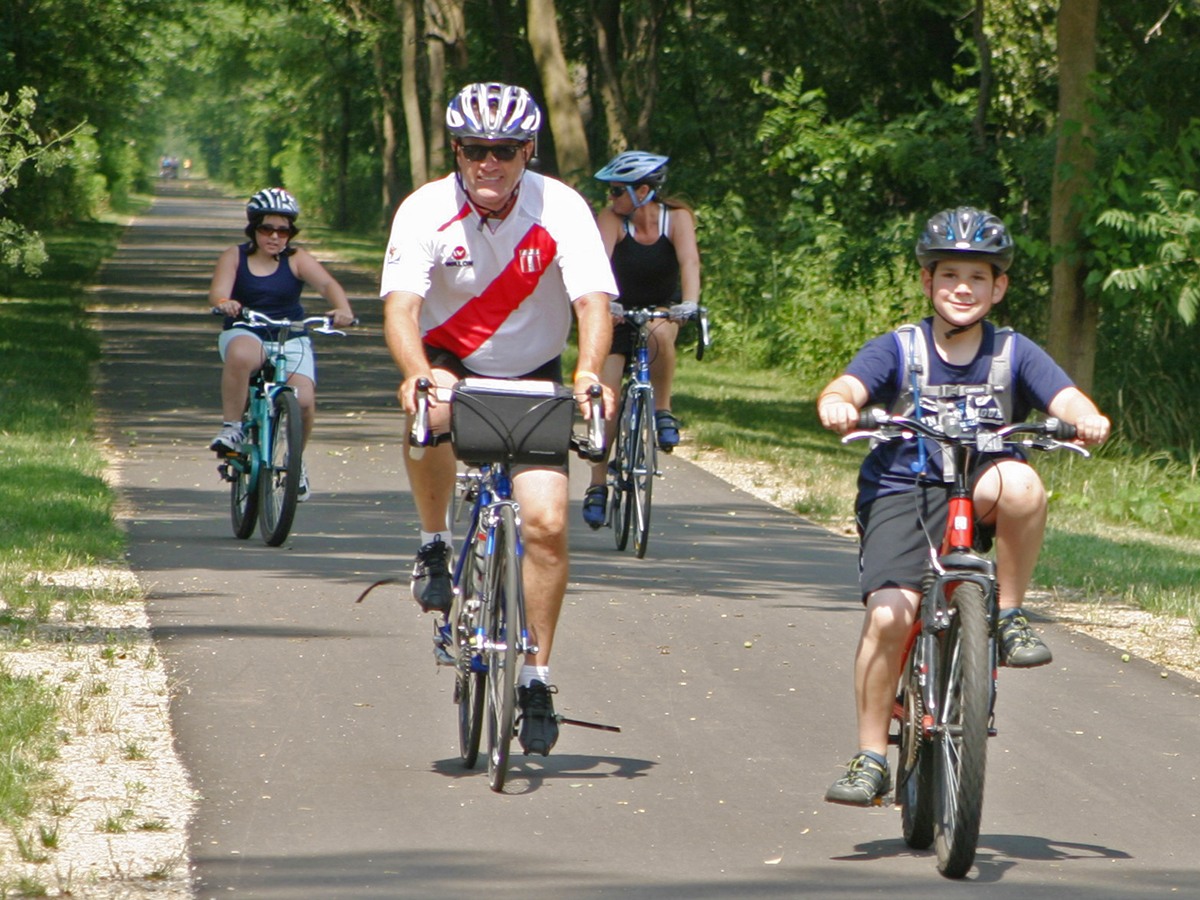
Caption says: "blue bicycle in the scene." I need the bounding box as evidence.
[410,376,611,791]
[608,305,710,557]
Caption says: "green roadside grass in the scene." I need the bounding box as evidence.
[0,211,145,828]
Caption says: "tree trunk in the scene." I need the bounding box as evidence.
[971,0,992,157]
[1048,0,1099,391]
[396,0,428,188]
[590,0,629,154]
[527,0,590,183]
[426,0,467,176]
[372,40,402,215]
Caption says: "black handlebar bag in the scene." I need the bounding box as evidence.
[450,378,575,467]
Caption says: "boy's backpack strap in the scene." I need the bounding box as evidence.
[890,323,927,418]
[988,326,1015,422]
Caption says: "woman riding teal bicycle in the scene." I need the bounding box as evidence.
[582,151,701,529]
[208,187,356,500]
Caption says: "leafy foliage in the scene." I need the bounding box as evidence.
[0,88,85,274]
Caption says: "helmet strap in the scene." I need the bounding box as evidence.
[458,173,522,231]
[628,185,656,209]
[944,319,984,339]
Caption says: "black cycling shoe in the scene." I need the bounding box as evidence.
[655,410,680,451]
[517,680,559,756]
[581,485,607,530]
[824,752,892,806]
[410,538,453,614]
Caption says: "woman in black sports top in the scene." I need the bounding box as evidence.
[581,151,701,530]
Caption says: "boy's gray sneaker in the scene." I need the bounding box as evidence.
[411,539,452,614]
[824,752,891,806]
[998,610,1053,667]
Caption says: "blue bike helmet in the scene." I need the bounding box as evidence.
[594,151,669,187]
[916,207,1014,273]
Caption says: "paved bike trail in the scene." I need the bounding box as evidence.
[93,182,1200,898]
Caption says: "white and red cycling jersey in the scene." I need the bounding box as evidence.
[380,170,617,376]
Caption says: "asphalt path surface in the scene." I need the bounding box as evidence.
[92,182,1199,898]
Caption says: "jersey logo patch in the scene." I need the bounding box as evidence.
[443,245,473,268]
[518,248,544,274]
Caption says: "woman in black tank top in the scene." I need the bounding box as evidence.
[208,188,356,499]
[582,152,702,529]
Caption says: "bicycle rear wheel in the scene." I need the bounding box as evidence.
[258,389,302,546]
[456,536,486,769]
[229,421,260,540]
[897,640,935,849]
[611,388,635,551]
[630,390,655,558]
[485,504,523,792]
[932,582,990,878]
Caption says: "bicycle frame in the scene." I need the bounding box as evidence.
[451,464,534,659]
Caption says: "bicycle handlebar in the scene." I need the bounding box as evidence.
[407,377,607,462]
[843,409,1090,458]
[614,303,711,361]
[211,307,359,336]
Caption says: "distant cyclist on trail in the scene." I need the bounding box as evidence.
[815,206,1110,806]
[208,187,356,501]
[581,150,701,529]
[379,82,616,757]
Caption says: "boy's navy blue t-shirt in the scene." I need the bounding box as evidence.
[843,317,1074,508]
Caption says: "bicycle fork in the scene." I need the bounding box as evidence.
[894,568,1000,746]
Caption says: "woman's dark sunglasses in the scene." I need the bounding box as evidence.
[256,224,293,238]
[459,143,522,162]
[609,185,630,198]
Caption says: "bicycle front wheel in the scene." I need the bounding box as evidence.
[456,537,486,769]
[611,388,635,551]
[897,640,935,849]
[932,582,990,878]
[229,422,260,540]
[630,390,656,558]
[485,504,524,792]
[258,390,302,546]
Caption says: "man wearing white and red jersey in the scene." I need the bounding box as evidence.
[381,82,616,758]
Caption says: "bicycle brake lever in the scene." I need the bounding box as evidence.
[585,383,605,462]
[409,377,432,459]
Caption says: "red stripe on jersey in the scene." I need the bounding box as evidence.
[437,202,473,233]
[425,225,559,359]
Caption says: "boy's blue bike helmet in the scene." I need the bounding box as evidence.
[916,207,1014,273]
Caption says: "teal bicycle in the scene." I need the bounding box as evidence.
[213,309,349,546]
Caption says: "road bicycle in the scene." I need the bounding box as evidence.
[213,309,350,546]
[407,375,615,791]
[844,409,1088,878]
[607,305,710,558]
